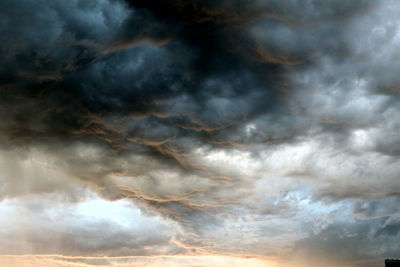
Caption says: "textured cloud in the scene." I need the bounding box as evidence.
[0,194,181,256]
[1,0,400,266]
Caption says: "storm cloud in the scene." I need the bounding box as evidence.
[1,0,400,266]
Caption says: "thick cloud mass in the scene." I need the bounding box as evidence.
[1,0,400,266]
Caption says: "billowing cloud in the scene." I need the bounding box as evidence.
[1,0,400,266]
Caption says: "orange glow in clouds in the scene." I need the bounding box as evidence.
[0,255,289,267]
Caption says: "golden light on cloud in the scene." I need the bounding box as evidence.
[0,255,283,267]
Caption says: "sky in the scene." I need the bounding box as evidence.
[0,0,400,266]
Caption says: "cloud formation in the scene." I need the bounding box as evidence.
[1,0,400,266]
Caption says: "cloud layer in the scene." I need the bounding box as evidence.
[1,0,400,266]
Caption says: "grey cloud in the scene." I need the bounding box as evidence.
[1,0,400,266]
[292,217,400,267]
[353,195,400,219]
[0,148,86,201]
[0,195,181,256]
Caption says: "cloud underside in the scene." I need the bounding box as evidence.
[1,0,400,266]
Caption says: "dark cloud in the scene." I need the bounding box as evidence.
[1,0,400,266]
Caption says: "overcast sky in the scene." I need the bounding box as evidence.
[0,0,400,266]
